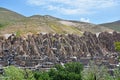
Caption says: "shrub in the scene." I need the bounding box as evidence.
[1,66,35,80]
[114,42,120,52]
[34,71,51,80]
[48,62,83,80]
[82,61,113,80]
[3,66,25,80]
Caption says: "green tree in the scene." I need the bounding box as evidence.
[115,42,120,52]
[24,69,35,80]
[34,71,51,80]
[48,62,83,80]
[3,66,25,80]
[114,68,120,80]
[82,61,113,80]
[1,66,35,80]
[114,42,120,80]
[64,62,83,74]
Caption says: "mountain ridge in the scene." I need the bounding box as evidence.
[99,20,120,32]
[0,7,113,36]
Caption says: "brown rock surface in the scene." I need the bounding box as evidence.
[0,31,119,70]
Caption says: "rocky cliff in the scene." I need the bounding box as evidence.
[0,31,120,70]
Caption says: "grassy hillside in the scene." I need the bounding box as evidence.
[0,7,25,21]
[59,20,113,33]
[0,7,25,30]
[0,7,113,36]
[100,20,120,31]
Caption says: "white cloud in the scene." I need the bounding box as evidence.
[27,0,46,6]
[27,0,119,15]
[80,18,90,23]
[47,5,90,15]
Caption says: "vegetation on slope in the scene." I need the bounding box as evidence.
[0,62,120,80]
[0,7,113,36]
[100,20,120,32]
[0,7,82,36]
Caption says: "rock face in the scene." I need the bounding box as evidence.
[0,31,120,70]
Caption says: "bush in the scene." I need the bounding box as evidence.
[1,62,120,80]
[0,66,35,80]
[64,62,83,74]
[82,61,113,80]
[114,68,120,80]
[48,62,83,80]
[34,71,51,80]
[3,66,25,80]
[114,42,120,52]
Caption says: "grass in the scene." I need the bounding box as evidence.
[0,7,83,36]
[0,24,4,28]
[0,23,9,30]
[100,21,120,31]
[16,30,21,37]
[47,20,82,35]
[0,17,82,36]
[62,25,82,35]
[50,23,64,34]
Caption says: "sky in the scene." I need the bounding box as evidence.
[0,0,120,24]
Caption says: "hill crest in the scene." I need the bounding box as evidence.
[0,7,113,36]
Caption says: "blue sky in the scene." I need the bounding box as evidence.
[0,0,120,24]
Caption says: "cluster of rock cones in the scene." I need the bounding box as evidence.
[0,31,120,71]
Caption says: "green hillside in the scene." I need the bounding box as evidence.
[0,7,25,29]
[0,7,113,36]
[100,20,120,31]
